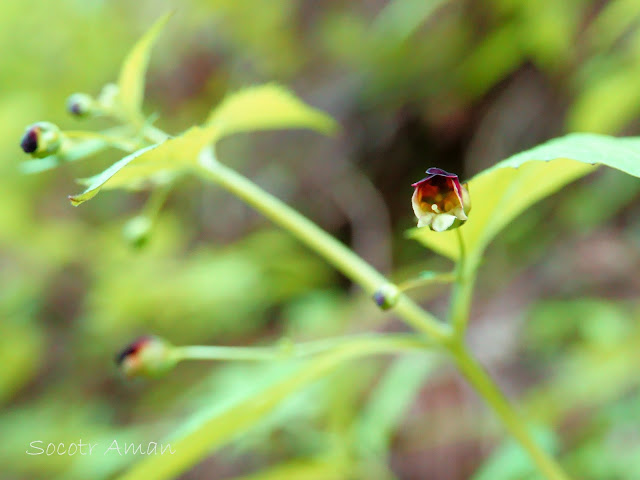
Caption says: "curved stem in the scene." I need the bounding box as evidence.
[450,341,570,480]
[449,228,476,333]
[64,130,139,151]
[197,147,452,343]
[143,183,171,220]
[192,145,568,479]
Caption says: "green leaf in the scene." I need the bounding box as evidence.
[114,336,421,480]
[206,84,337,141]
[409,133,640,261]
[69,126,217,206]
[117,12,172,124]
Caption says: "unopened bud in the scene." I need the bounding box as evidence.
[67,93,95,117]
[122,216,152,249]
[20,122,62,158]
[115,335,178,378]
[373,284,400,310]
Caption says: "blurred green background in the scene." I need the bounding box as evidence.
[2,0,640,479]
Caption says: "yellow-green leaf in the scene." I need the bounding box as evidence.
[117,12,172,124]
[409,133,640,261]
[206,84,337,141]
[69,126,217,206]
[224,458,348,480]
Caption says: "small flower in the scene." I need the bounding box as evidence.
[66,93,95,117]
[20,122,62,158]
[115,335,178,378]
[411,168,471,232]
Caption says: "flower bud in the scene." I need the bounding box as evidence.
[411,168,471,232]
[115,335,178,379]
[20,122,62,158]
[66,93,95,117]
[122,216,152,249]
[373,283,400,310]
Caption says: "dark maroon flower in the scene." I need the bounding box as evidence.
[411,168,471,232]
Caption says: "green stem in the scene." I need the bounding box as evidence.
[450,228,476,333]
[64,130,139,151]
[197,147,451,343]
[193,145,568,479]
[143,183,171,220]
[450,341,570,480]
[175,334,431,363]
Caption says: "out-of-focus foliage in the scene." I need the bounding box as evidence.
[1,1,640,480]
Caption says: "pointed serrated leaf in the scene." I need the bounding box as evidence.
[206,84,337,141]
[408,133,640,261]
[69,144,159,206]
[117,12,172,123]
[69,126,217,206]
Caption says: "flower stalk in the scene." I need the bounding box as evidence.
[195,150,569,479]
[449,228,477,334]
[174,334,430,363]
[115,334,432,379]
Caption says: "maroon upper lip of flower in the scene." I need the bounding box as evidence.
[411,168,465,207]
[115,335,154,366]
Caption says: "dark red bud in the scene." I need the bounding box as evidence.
[20,128,39,153]
[115,336,153,366]
[115,335,177,378]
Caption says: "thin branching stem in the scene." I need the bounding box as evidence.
[449,228,477,333]
[135,134,569,480]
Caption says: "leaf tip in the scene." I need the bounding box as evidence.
[68,194,82,207]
